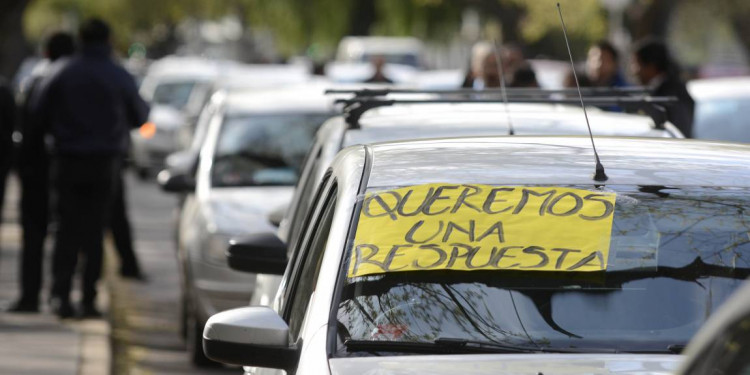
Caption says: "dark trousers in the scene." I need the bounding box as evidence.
[111,173,140,274]
[18,166,49,304]
[51,156,119,305]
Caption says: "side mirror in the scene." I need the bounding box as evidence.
[227,233,287,275]
[157,169,195,193]
[203,306,298,369]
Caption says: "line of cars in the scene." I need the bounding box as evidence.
[149,58,750,373]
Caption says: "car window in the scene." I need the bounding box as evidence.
[694,97,750,143]
[335,184,750,355]
[285,182,337,339]
[683,315,750,375]
[211,113,329,187]
[152,81,197,110]
[286,145,323,249]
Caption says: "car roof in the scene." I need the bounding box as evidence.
[317,103,676,148]
[688,77,750,99]
[222,82,337,115]
[359,103,666,133]
[355,136,750,188]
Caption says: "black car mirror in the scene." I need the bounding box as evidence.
[157,169,195,193]
[227,233,287,275]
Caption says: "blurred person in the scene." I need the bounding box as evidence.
[112,175,144,280]
[34,19,149,318]
[461,41,493,88]
[364,56,393,84]
[500,43,525,85]
[631,39,695,137]
[586,40,627,88]
[8,32,75,313]
[510,64,539,88]
[0,78,14,240]
[563,68,591,88]
[480,52,502,89]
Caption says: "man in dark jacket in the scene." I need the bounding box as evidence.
[35,19,149,318]
[8,32,75,313]
[632,39,695,137]
[0,77,14,233]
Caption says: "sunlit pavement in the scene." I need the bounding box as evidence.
[107,170,235,374]
[0,171,236,374]
[0,174,109,375]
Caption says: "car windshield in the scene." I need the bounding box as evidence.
[694,97,750,142]
[361,53,420,68]
[211,113,329,187]
[152,81,198,110]
[336,184,750,355]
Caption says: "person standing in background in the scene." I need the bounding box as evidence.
[8,32,75,313]
[586,40,627,88]
[34,19,149,318]
[0,77,14,241]
[631,39,695,138]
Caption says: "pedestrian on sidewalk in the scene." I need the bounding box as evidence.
[0,76,15,235]
[34,19,149,318]
[631,38,695,138]
[8,32,75,313]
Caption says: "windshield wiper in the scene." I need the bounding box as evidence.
[344,337,537,354]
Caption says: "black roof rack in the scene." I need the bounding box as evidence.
[325,87,652,98]
[333,96,676,130]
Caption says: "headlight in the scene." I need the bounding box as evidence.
[203,233,234,266]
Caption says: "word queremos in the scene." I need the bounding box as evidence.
[349,183,617,278]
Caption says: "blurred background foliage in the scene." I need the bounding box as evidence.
[1,0,749,77]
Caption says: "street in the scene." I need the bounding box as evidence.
[109,171,234,374]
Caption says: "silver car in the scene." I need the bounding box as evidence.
[169,85,335,366]
[205,136,750,374]
[248,101,684,309]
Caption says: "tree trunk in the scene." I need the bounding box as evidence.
[0,0,31,80]
[349,0,376,36]
[627,0,679,41]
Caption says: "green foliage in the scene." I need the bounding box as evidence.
[22,0,607,59]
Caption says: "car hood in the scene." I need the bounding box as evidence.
[205,187,294,235]
[329,354,682,375]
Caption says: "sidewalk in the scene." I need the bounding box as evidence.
[0,174,110,375]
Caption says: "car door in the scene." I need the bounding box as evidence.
[254,177,338,375]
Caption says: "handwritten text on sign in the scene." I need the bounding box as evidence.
[349,184,617,278]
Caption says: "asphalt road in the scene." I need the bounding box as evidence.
[109,171,235,374]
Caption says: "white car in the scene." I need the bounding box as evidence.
[245,98,684,310]
[205,136,750,374]
[164,83,336,366]
[688,76,750,143]
[132,57,221,176]
[335,36,424,68]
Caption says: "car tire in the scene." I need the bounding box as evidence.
[186,301,218,367]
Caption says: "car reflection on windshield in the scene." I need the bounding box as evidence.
[335,185,750,355]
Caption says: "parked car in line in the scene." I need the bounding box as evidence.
[205,136,750,374]
[131,56,221,177]
[335,36,424,68]
[247,99,684,309]
[688,76,750,143]
[162,83,336,366]
[677,278,750,375]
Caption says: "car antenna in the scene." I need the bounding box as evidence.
[557,2,608,182]
[493,39,515,135]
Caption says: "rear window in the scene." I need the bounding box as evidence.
[694,97,750,142]
[336,183,750,355]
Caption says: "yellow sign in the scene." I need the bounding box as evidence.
[349,184,617,278]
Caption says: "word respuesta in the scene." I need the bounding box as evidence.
[349,184,617,278]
